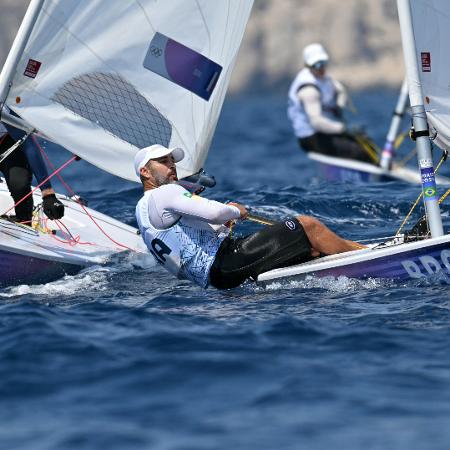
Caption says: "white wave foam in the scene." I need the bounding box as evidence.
[0,267,110,298]
[0,251,156,299]
[260,275,394,293]
[120,251,155,270]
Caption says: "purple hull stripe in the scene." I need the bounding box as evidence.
[318,163,393,183]
[314,243,450,280]
[0,249,83,287]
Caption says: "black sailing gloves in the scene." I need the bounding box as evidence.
[42,194,65,220]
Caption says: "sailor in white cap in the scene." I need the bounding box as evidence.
[135,144,365,289]
[287,43,375,163]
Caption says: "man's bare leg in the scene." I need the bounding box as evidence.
[297,215,366,255]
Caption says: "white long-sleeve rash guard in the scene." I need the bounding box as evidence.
[146,183,241,229]
[298,86,345,134]
[136,183,241,287]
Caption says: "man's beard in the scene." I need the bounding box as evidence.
[151,168,177,187]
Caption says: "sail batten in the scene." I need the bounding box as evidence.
[5,0,253,181]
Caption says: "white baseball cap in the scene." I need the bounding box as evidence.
[303,43,329,67]
[134,144,185,176]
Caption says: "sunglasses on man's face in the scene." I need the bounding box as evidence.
[311,60,328,70]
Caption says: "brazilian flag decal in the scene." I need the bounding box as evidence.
[424,187,436,198]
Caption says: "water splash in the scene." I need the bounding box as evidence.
[0,267,110,299]
[260,275,395,293]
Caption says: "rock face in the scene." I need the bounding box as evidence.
[234,0,404,92]
[0,0,404,93]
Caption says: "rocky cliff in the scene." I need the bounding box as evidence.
[0,0,404,93]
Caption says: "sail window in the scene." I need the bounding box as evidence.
[52,72,172,148]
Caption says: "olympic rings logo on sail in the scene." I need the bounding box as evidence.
[150,46,163,57]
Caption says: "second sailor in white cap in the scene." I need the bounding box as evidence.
[287,43,376,164]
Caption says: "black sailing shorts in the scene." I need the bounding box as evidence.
[209,217,313,289]
[298,133,374,164]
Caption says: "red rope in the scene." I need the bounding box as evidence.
[1,155,77,217]
[31,135,76,195]
[31,137,141,252]
[49,217,92,246]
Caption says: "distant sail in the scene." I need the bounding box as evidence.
[408,0,450,150]
[5,0,254,181]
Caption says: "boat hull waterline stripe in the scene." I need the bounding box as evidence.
[258,235,450,283]
[0,247,81,287]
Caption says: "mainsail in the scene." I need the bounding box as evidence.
[407,0,450,151]
[3,0,253,181]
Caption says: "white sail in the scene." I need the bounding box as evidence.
[4,0,253,181]
[407,0,450,150]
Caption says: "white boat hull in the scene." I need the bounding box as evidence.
[258,234,450,284]
[308,152,450,185]
[0,182,146,286]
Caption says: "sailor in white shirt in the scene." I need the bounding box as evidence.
[135,144,365,289]
[287,43,375,163]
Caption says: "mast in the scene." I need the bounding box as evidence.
[380,78,409,170]
[397,0,444,238]
[0,0,44,126]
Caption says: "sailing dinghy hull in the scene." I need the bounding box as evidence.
[0,247,81,287]
[258,234,450,285]
[308,152,450,185]
[0,182,145,287]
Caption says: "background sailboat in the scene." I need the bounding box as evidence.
[307,78,450,184]
[259,0,450,284]
[0,0,254,286]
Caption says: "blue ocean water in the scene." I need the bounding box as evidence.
[1,90,450,450]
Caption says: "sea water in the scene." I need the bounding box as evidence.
[0,90,449,450]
